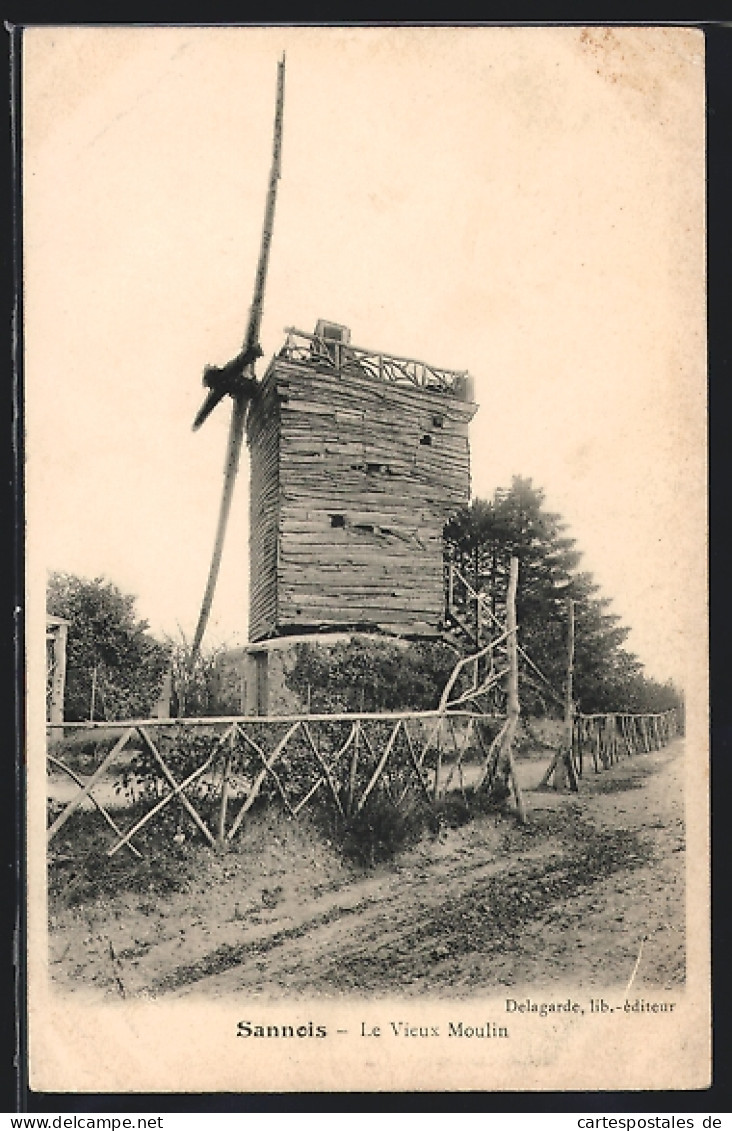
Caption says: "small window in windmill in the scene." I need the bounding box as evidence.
[330,514,345,528]
[432,414,444,428]
[420,434,433,446]
[354,523,375,534]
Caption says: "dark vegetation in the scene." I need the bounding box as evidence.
[285,636,458,713]
[47,572,170,722]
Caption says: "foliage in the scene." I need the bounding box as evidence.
[324,795,429,869]
[47,572,170,721]
[165,636,231,718]
[444,477,683,716]
[284,637,458,714]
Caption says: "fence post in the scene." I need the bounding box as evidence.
[556,598,578,789]
[346,720,360,815]
[90,665,98,723]
[218,726,235,845]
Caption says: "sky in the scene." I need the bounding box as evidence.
[23,25,706,688]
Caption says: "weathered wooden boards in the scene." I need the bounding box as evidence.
[246,353,478,641]
[247,376,281,638]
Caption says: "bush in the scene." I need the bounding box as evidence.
[317,792,429,869]
[47,572,170,722]
[285,637,458,714]
[48,808,200,907]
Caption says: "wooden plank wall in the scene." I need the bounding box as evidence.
[246,376,281,641]
[247,357,478,641]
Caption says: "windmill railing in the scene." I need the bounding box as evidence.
[46,707,514,859]
[278,327,472,398]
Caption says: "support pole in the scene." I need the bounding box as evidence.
[90,664,97,723]
[555,597,578,790]
[48,621,68,728]
[497,556,527,822]
[539,596,579,791]
[346,721,360,816]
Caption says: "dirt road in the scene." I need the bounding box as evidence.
[49,738,685,999]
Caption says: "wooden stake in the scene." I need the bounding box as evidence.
[346,721,360,815]
[356,720,403,813]
[218,728,234,845]
[496,557,526,822]
[89,664,97,723]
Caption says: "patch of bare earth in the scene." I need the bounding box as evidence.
[48,739,685,1000]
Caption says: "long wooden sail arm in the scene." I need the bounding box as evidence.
[189,54,286,660]
[191,398,247,656]
[244,52,285,353]
[192,53,285,433]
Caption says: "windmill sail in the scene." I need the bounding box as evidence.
[190,54,286,661]
[244,51,286,353]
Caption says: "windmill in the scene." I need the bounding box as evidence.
[189,54,286,662]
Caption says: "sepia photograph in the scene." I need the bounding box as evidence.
[23,24,709,1093]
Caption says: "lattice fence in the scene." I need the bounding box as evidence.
[47,709,514,858]
[572,710,680,777]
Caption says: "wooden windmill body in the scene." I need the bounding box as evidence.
[247,323,478,643]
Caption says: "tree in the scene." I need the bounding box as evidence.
[444,477,680,716]
[445,478,581,706]
[47,572,170,721]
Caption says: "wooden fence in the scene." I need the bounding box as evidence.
[47,708,518,858]
[572,709,680,777]
[540,708,680,790]
[46,555,681,855]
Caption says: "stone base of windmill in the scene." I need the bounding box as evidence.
[214,631,411,718]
